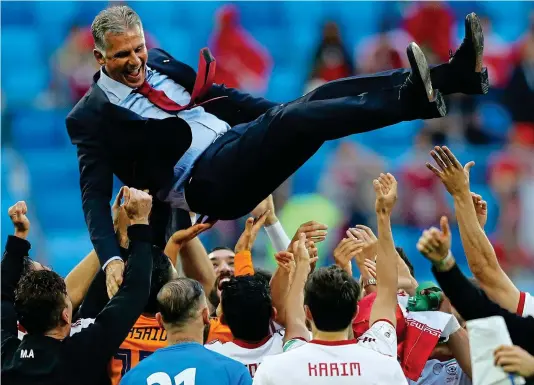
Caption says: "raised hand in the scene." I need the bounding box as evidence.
[347,225,378,262]
[274,251,295,274]
[235,211,269,253]
[112,187,130,248]
[494,345,534,378]
[251,195,278,226]
[333,238,364,270]
[8,201,30,239]
[106,187,152,298]
[426,146,474,197]
[292,232,318,268]
[373,173,398,214]
[471,192,488,228]
[417,216,452,264]
[290,220,328,247]
[122,187,153,224]
[170,222,214,248]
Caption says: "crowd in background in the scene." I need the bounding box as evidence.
[1,1,534,291]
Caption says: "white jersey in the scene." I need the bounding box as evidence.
[253,321,408,385]
[517,292,534,318]
[205,329,285,377]
[408,359,471,385]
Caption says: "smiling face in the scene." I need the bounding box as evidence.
[94,26,147,88]
[209,249,236,299]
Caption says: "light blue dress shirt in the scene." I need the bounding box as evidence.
[97,66,231,211]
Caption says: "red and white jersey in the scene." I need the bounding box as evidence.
[517,291,534,318]
[253,320,408,385]
[205,329,285,377]
[408,359,471,385]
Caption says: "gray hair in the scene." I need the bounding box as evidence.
[91,5,143,53]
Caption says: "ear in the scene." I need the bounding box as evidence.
[304,305,313,323]
[93,49,106,66]
[271,306,278,322]
[61,306,71,326]
[155,313,164,329]
[202,307,210,326]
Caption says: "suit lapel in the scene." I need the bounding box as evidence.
[147,48,196,94]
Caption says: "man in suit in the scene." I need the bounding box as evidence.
[67,6,488,293]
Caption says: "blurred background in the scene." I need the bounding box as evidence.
[1,1,534,291]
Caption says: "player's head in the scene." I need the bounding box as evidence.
[208,246,235,304]
[22,256,50,274]
[396,247,415,278]
[156,278,209,340]
[304,266,361,333]
[15,270,73,337]
[91,5,147,88]
[144,248,179,314]
[221,275,275,342]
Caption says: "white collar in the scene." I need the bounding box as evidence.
[98,66,151,102]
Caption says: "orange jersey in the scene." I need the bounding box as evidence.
[207,317,233,343]
[108,315,167,385]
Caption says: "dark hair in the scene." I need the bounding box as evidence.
[15,270,68,334]
[221,275,273,341]
[145,248,175,314]
[304,266,360,332]
[396,247,415,277]
[254,268,272,284]
[157,278,204,327]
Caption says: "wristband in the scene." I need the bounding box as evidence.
[433,250,455,272]
[363,278,377,287]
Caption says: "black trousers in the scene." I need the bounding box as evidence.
[185,63,458,220]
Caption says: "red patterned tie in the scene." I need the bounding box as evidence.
[135,80,186,113]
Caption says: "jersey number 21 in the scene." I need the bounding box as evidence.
[147,368,196,385]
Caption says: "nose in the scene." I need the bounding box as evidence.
[128,52,142,68]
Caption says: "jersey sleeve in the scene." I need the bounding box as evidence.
[282,337,307,352]
[517,292,534,318]
[357,320,397,357]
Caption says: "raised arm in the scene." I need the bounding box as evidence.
[370,173,399,327]
[165,222,215,295]
[426,146,521,314]
[416,218,534,351]
[66,188,153,369]
[66,117,126,299]
[65,249,101,311]
[2,202,32,341]
[283,233,317,343]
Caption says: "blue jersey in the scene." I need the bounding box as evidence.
[120,342,252,385]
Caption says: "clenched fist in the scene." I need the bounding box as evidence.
[122,187,153,224]
[8,201,30,239]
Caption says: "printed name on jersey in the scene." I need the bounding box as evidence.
[404,318,442,338]
[308,362,361,377]
[127,327,167,342]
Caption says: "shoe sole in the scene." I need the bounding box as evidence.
[466,13,484,73]
[407,43,447,117]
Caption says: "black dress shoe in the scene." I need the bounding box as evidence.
[448,12,489,94]
[400,43,447,120]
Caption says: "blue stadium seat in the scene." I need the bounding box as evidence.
[24,149,80,192]
[1,27,43,70]
[11,109,70,151]
[238,2,283,29]
[1,2,35,26]
[33,1,79,27]
[150,26,197,67]
[1,69,48,107]
[46,232,93,277]
[35,190,86,236]
[131,2,176,31]
[76,2,109,25]
[265,67,303,102]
